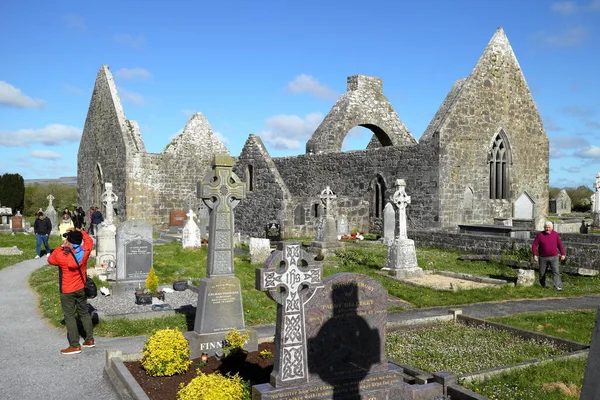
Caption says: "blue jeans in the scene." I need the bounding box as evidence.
[539,256,562,289]
[36,234,50,256]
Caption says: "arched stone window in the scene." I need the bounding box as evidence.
[489,131,511,200]
[371,175,387,218]
[245,164,254,192]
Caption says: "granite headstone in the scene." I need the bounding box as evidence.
[112,220,153,294]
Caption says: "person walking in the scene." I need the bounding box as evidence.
[33,212,52,258]
[532,221,566,291]
[47,228,95,355]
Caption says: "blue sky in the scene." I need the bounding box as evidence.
[0,0,599,189]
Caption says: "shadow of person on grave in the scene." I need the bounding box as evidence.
[307,282,381,400]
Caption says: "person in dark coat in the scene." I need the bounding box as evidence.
[33,212,52,258]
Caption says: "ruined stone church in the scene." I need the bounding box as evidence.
[78,27,548,236]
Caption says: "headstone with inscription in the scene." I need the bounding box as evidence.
[185,154,257,358]
[265,222,281,242]
[383,179,423,279]
[581,308,600,400]
[44,195,58,235]
[249,237,271,265]
[11,211,24,232]
[0,205,12,232]
[336,217,348,237]
[111,220,153,294]
[182,209,202,248]
[254,264,429,399]
[169,210,187,233]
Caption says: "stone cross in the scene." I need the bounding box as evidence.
[186,209,196,221]
[319,186,337,218]
[101,182,118,224]
[46,194,55,208]
[256,242,323,388]
[185,192,196,212]
[199,155,245,277]
[594,172,600,213]
[390,179,410,239]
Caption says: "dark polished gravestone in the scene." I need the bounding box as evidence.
[254,260,441,399]
[581,308,600,400]
[265,222,281,243]
[185,154,258,358]
[112,220,154,295]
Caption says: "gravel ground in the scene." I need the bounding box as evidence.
[89,287,198,317]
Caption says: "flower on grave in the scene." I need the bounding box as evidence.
[259,349,273,359]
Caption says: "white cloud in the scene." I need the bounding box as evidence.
[117,86,145,105]
[550,148,567,158]
[285,74,338,100]
[551,1,579,14]
[259,113,323,150]
[115,67,151,80]
[0,81,45,108]
[551,136,589,149]
[213,131,229,144]
[562,166,581,173]
[113,34,145,48]
[0,124,81,147]
[536,26,589,47]
[30,150,63,160]
[574,146,600,158]
[62,14,86,31]
[543,116,562,131]
[63,83,84,95]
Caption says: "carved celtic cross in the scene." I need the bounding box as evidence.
[199,155,245,277]
[101,183,118,224]
[46,194,55,208]
[391,179,410,240]
[256,243,323,387]
[319,186,337,218]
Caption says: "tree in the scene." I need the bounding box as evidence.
[0,173,25,214]
[565,185,593,212]
[23,183,77,216]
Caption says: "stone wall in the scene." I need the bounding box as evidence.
[410,230,600,272]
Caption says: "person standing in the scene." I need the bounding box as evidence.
[59,212,75,237]
[90,207,104,236]
[72,206,86,229]
[532,221,566,291]
[33,212,52,258]
[48,229,95,355]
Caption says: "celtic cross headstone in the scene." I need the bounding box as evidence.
[44,194,57,235]
[383,179,422,278]
[320,186,337,218]
[46,194,55,208]
[256,242,323,387]
[101,182,118,225]
[185,154,257,357]
[311,186,339,257]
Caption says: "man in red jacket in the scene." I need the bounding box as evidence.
[532,221,566,291]
[48,228,95,354]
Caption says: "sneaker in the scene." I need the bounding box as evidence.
[60,346,81,355]
[82,340,95,348]
[46,253,50,257]
[556,287,563,291]
[34,255,40,259]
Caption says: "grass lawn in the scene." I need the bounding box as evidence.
[0,232,63,270]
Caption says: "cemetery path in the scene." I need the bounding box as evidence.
[0,258,146,400]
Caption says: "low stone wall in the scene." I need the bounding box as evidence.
[409,229,600,272]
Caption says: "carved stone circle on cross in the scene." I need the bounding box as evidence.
[256,242,323,388]
[319,186,337,218]
[390,179,410,239]
[199,154,245,277]
[46,194,55,208]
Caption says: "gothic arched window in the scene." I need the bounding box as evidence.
[371,175,386,218]
[489,131,511,200]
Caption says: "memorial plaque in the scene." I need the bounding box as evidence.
[169,210,187,227]
[124,239,153,279]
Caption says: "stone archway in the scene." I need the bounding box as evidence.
[93,163,104,208]
[306,75,416,154]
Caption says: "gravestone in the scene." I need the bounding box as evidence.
[311,186,340,257]
[96,183,118,272]
[0,205,12,232]
[11,211,24,232]
[0,246,23,256]
[254,262,413,399]
[198,203,210,239]
[581,308,600,400]
[44,195,58,235]
[111,220,153,294]
[516,269,535,286]
[265,222,281,242]
[553,189,571,216]
[336,217,348,237]
[513,192,534,220]
[383,202,395,244]
[182,209,202,248]
[384,179,423,279]
[185,154,257,358]
[169,210,187,233]
[593,173,600,227]
[249,237,271,264]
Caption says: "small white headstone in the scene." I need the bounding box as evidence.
[182,209,202,249]
[383,202,395,244]
[249,237,271,265]
[516,269,535,286]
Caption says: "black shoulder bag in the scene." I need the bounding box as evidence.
[70,251,98,299]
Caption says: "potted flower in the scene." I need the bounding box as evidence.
[135,267,165,305]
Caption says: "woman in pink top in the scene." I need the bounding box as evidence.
[531,221,566,291]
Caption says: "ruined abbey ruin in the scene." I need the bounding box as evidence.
[77,27,549,236]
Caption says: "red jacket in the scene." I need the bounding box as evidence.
[48,230,93,294]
